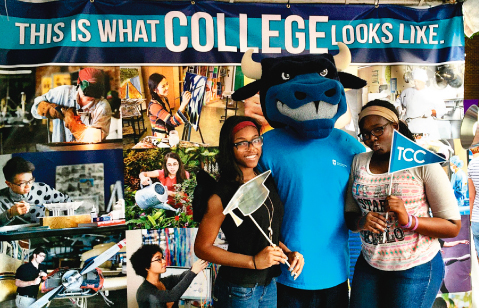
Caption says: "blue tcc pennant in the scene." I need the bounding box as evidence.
[388,131,446,174]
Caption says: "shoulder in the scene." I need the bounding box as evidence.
[402,87,415,94]
[54,85,75,93]
[213,180,239,208]
[95,98,112,112]
[16,262,30,274]
[469,158,479,170]
[185,171,190,178]
[331,129,365,153]
[149,100,163,107]
[0,187,10,197]
[351,151,371,169]
[17,262,29,270]
[409,163,447,183]
[137,279,155,294]
[31,182,54,193]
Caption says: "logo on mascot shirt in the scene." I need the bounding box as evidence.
[332,159,347,168]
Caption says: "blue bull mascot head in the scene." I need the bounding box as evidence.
[232,43,366,139]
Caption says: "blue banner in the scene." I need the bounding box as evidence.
[389,131,446,174]
[0,0,464,66]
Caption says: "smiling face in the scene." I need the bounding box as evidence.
[166,157,179,176]
[360,115,398,155]
[155,78,169,97]
[233,126,262,173]
[148,251,167,274]
[6,172,34,195]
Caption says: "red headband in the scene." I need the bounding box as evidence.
[232,121,257,136]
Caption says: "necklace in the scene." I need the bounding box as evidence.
[263,196,274,243]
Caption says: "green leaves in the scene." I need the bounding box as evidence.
[123,146,218,229]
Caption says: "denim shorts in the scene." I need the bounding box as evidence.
[350,251,445,308]
[213,276,277,308]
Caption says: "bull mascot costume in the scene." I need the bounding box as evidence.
[231,43,367,307]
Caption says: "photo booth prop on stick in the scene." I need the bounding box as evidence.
[382,130,446,242]
[222,170,290,267]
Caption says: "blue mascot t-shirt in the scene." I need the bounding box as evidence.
[259,126,365,290]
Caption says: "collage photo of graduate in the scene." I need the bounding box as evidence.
[0,1,478,308]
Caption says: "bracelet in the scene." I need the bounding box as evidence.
[252,255,257,270]
[411,216,419,231]
[400,215,412,229]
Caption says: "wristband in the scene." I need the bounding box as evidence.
[252,255,257,270]
[411,216,419,231]
[400,214,412,229]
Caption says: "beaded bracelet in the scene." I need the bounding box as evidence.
[400,214,412,229]
[411,215,419,231]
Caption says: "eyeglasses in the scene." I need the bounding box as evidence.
[166,162,179,167]
[151,257,164,263]
[233,136,263,151]
[358,123,391,142]
[11,178,35,188]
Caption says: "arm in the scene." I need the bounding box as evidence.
[32,86,73,119]
[149,101,186,128]
[344,168,362,232]
[156,271,197,302]
[387,164,461,238]
[141,271,196,305]
[278,241,304,279]
[139,171,160,186]
[344,155,387,234]
[194,194,286,269]
[344,178,387,234]
[179,91,191,113]
[442,239,469,247]
[63,99,112,141]
[15,277,41,288]
[244,94,270,133]
[0,201,30,226]
[162,259,208,291]
[469,178,475,220]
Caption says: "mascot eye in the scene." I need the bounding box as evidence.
[281,72,291,80]
[320,69,328,77]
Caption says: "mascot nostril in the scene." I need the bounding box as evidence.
[294,92,307,100]
[231,42,368,303]
[325,88,336,97]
